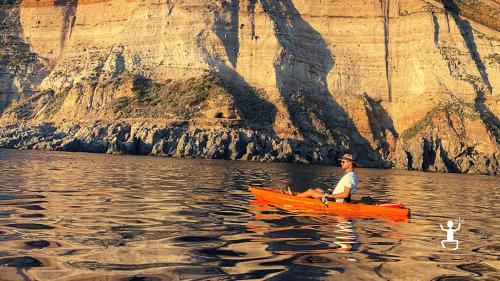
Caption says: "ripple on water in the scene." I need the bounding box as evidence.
[68,261,211,271]
[19,205,46,210]
[6,223,54,230]
[20,213,45,218]
[174,235,221,243]
[361,248,401,262]
[0,211,13,218]
[57,249,91,256]
[292,254,346,271]
[0,195,45,200]
[429,254,478,263]
[25,240,51,249]
[0,150,498,280]
[432,276,475,281]
[197,248,247,258]
[472,244,500,257]
[119,276,164,281]
[173,209,210,218]
[0,256,43,268]
[457,263,498,277]
[0,195,13,200]
[170,266,226,278]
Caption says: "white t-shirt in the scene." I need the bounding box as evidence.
[332,172,358,203]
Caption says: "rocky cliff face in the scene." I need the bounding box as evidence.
[0,0,498,174]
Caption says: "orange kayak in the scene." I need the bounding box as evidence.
[249,186,411,222]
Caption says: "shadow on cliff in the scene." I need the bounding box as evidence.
[197,32,277,131]
[0,7,49,116]
[364,94,398,158]
[212,1,276,127]
[442,0,492,93]
[475,100,500,143]
[259,0,381,163]
[429,6,440,47]
[213,0,240,68]
[442,0,498,143]
[56,0,78,56]
[247,0,257,38]
[218,63,278,129]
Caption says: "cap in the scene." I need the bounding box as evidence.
[339,153,355,163]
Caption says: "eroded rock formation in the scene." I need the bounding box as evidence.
[0,0,498,174]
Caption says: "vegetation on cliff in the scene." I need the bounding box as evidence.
[0,7,36,67]
[0,0,20,8]
[111,75,229,119]
[399,100,499,145]
[400,101,480,140]
[110,74,274,126]
[439,0,499,31]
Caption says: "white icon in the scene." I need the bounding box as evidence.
[440,217,464,250]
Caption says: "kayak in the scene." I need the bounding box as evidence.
[249,186,411,222]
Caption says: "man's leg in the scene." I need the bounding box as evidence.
[296,188,325,198]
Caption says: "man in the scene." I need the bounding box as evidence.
[296,153,358,203]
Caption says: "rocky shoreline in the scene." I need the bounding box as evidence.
[0,122,343,165]
[1,121,498,175]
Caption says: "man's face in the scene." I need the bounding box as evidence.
[341,159,351,170]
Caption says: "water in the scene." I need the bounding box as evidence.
[0,149,498,281]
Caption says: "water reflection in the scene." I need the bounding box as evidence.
[248,200,361,254]
[0,149,498,280]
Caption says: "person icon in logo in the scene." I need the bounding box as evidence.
[440,218,463,250]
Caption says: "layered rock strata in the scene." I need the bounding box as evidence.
[0,0,498,174]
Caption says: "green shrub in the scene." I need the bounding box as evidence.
[0,0,21,8]
[43,89,69,117]
[400,101,478,140]
[110,74,232,119]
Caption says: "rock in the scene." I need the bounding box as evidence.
[107,136,123,154]
[227,131,247,160]
[58,138,83,152]
[0,0,498,175]
[293,152,310,164]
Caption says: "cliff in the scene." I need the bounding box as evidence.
[0,0,498,174]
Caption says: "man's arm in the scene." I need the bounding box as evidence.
[330,186,351,199]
